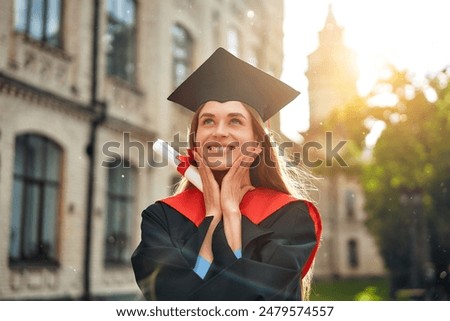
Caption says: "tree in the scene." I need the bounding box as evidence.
[325,66,450,298]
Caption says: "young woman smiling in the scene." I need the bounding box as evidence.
[132,48,322,301]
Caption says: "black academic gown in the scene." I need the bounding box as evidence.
[131,187,322,301]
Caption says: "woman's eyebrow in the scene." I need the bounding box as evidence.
[199,113,215,119]
[228,112,246,119]
[199,112,246,119]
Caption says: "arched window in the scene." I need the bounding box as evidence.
[172,23,193,88]
[9,134,62,265]
[106,0,137,84]
[104,159,136,265]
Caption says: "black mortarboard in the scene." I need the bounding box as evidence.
[167,47,300,122]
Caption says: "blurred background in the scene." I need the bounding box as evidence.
[0,0,448,300]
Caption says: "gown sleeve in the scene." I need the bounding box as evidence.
[131,202,213,300]
[190,200,318,300]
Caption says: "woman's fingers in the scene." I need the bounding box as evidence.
[194,150,221,216]
[193,150,205,169]
[194,151,208,177]
[231,146,262,176]
[239,145,262,168]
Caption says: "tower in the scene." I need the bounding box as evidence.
[306,5,359,125]
[305,5,385,279]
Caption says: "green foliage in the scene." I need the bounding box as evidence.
[310,278,390,301]
[365,69,450,275]
[325,66,450,285]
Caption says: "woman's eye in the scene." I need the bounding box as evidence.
[230,118,242,125]
[202,118,214,125]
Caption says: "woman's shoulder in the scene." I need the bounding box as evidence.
[240,187,312,224]
[152,188,206,227]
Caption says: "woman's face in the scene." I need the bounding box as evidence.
[195,101,257,171]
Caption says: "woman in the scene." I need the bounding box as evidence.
[132,48,322,300]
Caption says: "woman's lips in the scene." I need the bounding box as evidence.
[205,142,239,154]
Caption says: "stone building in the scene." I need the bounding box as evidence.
[305,6,385,279]
[0,0,286,300]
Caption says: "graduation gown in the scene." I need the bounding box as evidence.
[131,187,322,300]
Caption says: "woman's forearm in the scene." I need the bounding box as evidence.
[222,208,242,252]
[198,216,221,262]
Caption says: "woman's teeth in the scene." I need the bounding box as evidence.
[207,146,235,152]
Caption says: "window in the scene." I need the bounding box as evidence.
[106,0,136,84]
[348,239,359,268]
[14,0,63,47]
[9,134,62,265]
[104,159,136,265]
[172,24,193,88]
[345,189,355,219]
[226,27,240,56]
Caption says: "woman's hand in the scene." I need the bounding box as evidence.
[194,150,222,263]
[193,150,222,219]
[220,146,262,252]
[220,145,262,212]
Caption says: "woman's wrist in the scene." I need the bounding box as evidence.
[205,207,222,218]
[221,202,240,215]
[222,207,241,219]
[222,208,242,252]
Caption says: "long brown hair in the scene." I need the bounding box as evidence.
[174,103,317,300]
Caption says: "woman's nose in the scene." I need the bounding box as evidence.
[212,122,229,137]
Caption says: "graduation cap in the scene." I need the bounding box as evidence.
[167,47,300,122]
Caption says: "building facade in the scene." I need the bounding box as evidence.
[0,0,286,300]
[305,6,385,279]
